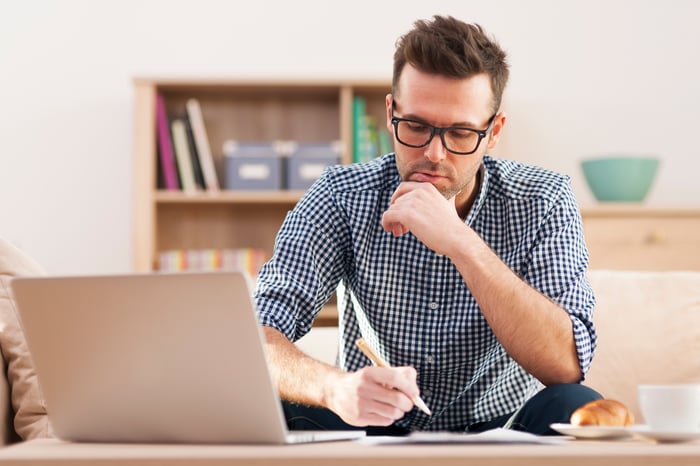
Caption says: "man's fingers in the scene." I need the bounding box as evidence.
[381,210,408,237]
[359,382,415,413]
[389,181,423,204]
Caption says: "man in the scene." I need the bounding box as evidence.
[255,15,599,435]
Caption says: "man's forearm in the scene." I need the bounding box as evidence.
[450,227,582,385]
[262,326,343,407]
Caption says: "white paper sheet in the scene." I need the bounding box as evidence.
[358,428,567,445]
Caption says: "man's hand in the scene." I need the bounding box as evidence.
[323,366,419,426]
[263,327,421,427]
[381,181,466,256]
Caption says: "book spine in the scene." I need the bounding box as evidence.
[186,98,220,191]
[378,127,392,156]
[155,93,180,190]
[352,96,366,164]
[157,248,267,276]
[170,117,198,194]
[362,115,379,162]
[184,112,206,189]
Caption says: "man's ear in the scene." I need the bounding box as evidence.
[385,93,393,134]
[487,112,507,150]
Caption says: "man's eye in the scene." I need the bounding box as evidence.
[406,121,430,133]
[449,129,477,140]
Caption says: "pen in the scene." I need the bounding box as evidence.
[355,337,432,416]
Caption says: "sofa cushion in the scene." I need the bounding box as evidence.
[584,270,700,423]
[295,326,339,366]
[0,237,53,441]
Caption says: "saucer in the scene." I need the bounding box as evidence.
[549,423,632,440]
[628,425,700,443]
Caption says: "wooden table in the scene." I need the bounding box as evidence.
[1,437,699,466]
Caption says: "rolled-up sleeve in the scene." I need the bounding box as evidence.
[254,172,348,342]
[524,184,597,377]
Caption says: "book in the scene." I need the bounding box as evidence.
[378,127,392,156]
[155,93,180,190]
[157,248,268,277]
[186,98,220,191]
[156,150,165,189]
[352,95,367,164]
[183,112,206,189]
[170,117,198,194]
[362,115,379,162]
[352,96,384,163]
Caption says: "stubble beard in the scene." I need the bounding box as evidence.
[400,161,468,200]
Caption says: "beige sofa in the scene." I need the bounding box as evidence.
[2,235,700,445]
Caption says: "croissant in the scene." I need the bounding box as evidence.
[570,399,634,426]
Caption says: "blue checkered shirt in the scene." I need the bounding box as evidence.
[255,153,597,432]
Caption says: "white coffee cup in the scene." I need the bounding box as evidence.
[638,384,700,432]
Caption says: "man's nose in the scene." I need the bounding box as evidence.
[423,133,448,162]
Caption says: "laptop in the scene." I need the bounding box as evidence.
[11,271,365,444]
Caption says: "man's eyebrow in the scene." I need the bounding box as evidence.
[393,101,485,128]
[400,112,482,129]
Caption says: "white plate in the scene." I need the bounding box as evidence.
[549,423,633,440]
[628,425,700,443]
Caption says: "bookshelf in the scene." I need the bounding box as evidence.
[132,78,391,325]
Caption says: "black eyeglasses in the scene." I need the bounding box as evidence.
[390,101,496,155]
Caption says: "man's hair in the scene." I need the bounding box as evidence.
[393,15,509,113]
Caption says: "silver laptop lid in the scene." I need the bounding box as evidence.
[12,271,291,444]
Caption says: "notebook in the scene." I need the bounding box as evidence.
[11,271,365,444]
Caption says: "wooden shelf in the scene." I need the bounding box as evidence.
[154,190,306,204]
[581,205,700,218]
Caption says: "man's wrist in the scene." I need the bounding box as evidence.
[444,222,478,261]
[319,367,344,409]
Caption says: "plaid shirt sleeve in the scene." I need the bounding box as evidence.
[475,158,597,379]
[254,172,349,341]
[521,181,597,377]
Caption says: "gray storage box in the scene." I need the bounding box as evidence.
[223,142,283,190]
[286,142,342,190]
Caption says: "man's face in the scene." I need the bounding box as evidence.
[386,64,505,213]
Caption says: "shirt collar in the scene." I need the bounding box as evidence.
[464,160,490,226]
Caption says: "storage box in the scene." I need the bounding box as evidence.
[223,141,284,190]
[286,142,342,190]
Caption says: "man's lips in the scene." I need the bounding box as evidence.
[410,171,447,183]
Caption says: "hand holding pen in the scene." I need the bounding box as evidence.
[356,338,432,416]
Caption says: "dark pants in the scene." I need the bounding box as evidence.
[283,383,602,436]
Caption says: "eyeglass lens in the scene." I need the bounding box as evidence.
[394,120,482,154]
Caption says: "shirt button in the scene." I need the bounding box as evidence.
[425,354,435,364]
[428,302,439,310]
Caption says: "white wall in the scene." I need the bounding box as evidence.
[1,0,698,274]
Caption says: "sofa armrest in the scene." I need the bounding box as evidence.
[1,353,20,445]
